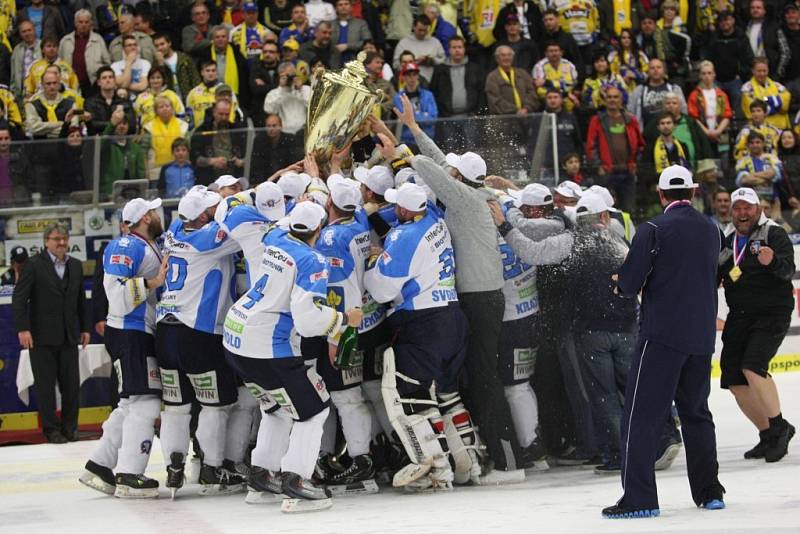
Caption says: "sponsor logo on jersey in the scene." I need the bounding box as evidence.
[224,315,245,334]
[381,251,392,264]
[310,270,328,283]
[329,257,344,268]
[215,229,227,243]
[323,229,335,246]
[110,254,133,267]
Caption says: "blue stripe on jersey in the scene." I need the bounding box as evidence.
[168,218,229,252]
[271,312,295,358]
[196,269,222,332]
[398,278,421,311]
[378,204,399,227]
[225,204,267,230]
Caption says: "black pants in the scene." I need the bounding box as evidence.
[459,290,522,470]
[620,339,720,509]
[29,342,80,436]
[533,319,575,455]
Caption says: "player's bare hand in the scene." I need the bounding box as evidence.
[484,175,516,190]
[393,94,417,128]
[345,308,363,327]
[487,200,506,226]
[375,132,396,161]
[757,246,774,266]
[148,253,170,289]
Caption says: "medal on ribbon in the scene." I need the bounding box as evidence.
[730,236,747,283]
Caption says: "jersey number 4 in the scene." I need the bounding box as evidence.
[242,273,270,309]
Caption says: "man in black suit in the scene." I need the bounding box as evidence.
[13,223,91,443]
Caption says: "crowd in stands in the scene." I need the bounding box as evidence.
[0,0,798,226]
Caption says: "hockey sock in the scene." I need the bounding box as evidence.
[224,387,258,463]
[116,395,160,474]
[319,403,338,455]
[196,405,231,468]
[89,399,129,469]
[159,403,192,462]
[362,379,395,437]
[504,383,539,449]
[332,388,372,456]
[251,409,293,473]
[282,408,330,479]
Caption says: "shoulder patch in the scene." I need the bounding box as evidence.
[110,254,133,267]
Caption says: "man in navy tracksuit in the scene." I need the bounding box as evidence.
[603,166,726,518]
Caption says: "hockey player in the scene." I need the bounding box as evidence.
[156,186,257,497]
[79,198,169,498]
[222,200,363,513]
[364,183,481,491]
[354,165,399,229]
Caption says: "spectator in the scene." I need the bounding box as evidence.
[111,34,152,96]
[299,21,342,68]
[95,0,125,44]
[363,51,396,119]
[701,10,752,118]
[644,92,712,171]
[182,2,213,60]
[219,0,245,28]
[582,51,627,111]
[586,85,644,212]
[645,111,690,174]
[742,57,792,130]
[460,0,500,66]
[157,137,196,198]
[598,0,645,41]
[264,0,294,34]
[305,0,337,27]
[24,36,79,98]
[636,12,675,74]
[485,45,538,115]
[629,57,686,130]
[1,246,28,285]
[777,130,800,216]
[493,0,544,44]
[133,9,156,39]
[422,2,457,57]
[109,12,156,64]
[142,96,190,181]
[543,89,583,170]
[551,0,601,71]
[280,37,311,84]
[264,62,312,135]
[12,223,90,444]
[563,152,586,185]
[430,35,484,119]
[100,106,146,196]
[694,159,721,214]
[393,15,445,83]
[58,9,112,97]
[536,9,583,77]
[134,66,186,128]
[187,61,224,128]
[783,4,800,104]
[709,188,732,231]
[533,42,579,111]
[608,28,649,94]
[249,41,282,121]
[152,32,201,102]
[191,99,247,185]
[331,0,372,64]
[59,123,88,195]
[16,0,66,41]
[362,40,393,79]
[737,102,782,161]
[392,62,438,146]
[0,85,23,132]
[687,61,733,163]
[394,49,419,90]
[494,13,540,72]
[11,20,41,99]
[250,113,303,183]
[658,0,692,85]
[0,123,29,205]
[85,65,134,136]
[199,25,250,108]
[279,3,315,46]
[230,2,276,66]
[745,0,790,80]
[736,131,782,199]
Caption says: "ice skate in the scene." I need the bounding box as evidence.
[654,439,682,471]
[314,453,344,483]
[78,460,116,496]
[280,472,333,513]
[245,466,286,504]
[326,454,379,496]
[113,473,159,499]
[403,462,454,493]
[198,464,246,496]
[166,452,185,500]
[521,439,549,473]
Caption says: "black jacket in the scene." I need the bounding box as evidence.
[535,28,584,77]
[190,115,248,186]
[85,93,136,136]
[719,221,795,315]
[92,242,109,326]
[701,28,754,82]
[248,60,280,118]
[782,25,800,81]
[12,251,89,346]
[493,1,544,44]
[429,60,485,116]
[249,130,303,184]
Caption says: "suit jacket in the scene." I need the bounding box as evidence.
[430,60,485,116]
[485,67,538,114]
[330,17,372,54]
[16,6,66,41]
[12,251,89,346]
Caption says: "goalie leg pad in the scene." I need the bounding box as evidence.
[439,391,482,485]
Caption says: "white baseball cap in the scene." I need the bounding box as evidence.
[330,180,362,212]
[254,182,286,221]
[731,187,759,206]
[122,197,162,225]
[277,172,312,199]
[575,192,609,217]
[384,183,428,211]
[289,200,327,233]
[587,185,618,212]
[658,165,698,190]
[354,165,395,196]
[445,151,487,184]
[208,174,249,192]
[394,167,417,187]
[555,180,583,199]
[178,187,222,221]
[512,183,553,207]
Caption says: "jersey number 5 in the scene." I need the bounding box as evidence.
[242,273,270,309]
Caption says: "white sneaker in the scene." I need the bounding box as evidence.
[477,468,525,486]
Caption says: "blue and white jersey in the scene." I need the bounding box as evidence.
[364,209,457,314]
[217,196,274,288]
[499,238,539,322]
[157,218,241,334]
[103,232,163,334]
[316,216,385,334]
[377,203,399,228]
[223,229,344,359]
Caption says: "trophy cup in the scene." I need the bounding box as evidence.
[306,52,383,170]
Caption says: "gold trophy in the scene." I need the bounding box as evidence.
[306,52,383,169]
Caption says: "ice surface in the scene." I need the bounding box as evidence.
[1,374,798,534]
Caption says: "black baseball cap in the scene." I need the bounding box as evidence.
[10,246,28,263]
